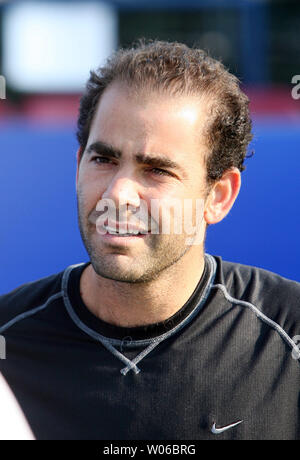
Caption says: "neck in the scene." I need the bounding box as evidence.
[80,252,205,328]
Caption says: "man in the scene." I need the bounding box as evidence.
[0,40,300,440]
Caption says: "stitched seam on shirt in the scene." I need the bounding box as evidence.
[120,340,163,375]
[120,254,217,374]
[0,292,63,334]
[61,255,217,374]
[61,265,140,374]
[212,283,300,360]
[62,255,217,347]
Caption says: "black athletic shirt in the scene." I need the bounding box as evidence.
[0,254,300,440]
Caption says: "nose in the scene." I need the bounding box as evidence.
[101,172,141,209]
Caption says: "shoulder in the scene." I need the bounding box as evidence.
[211,255,300,336]
[0,269,65,331]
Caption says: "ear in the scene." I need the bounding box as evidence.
[75,146,84,187]
[204,168,241,225]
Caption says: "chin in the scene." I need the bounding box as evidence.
[97,269,148,284]
[90,258,146,283]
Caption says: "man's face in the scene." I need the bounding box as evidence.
[76,83,210,283]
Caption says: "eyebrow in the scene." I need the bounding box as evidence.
[86,141,121,159]
[86,140,185,175]
[135,152,181,171]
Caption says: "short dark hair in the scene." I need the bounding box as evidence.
[76,40,253,183]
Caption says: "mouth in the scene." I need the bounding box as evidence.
[96,222,151,244]
[103,224,149,236]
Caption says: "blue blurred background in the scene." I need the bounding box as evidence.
[0,0,299,294]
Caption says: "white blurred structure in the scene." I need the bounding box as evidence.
[0,373,34,440]
[3,1,117,92]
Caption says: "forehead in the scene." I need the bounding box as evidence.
[88,83,209,165]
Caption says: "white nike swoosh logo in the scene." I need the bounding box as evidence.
[211,420,243,434]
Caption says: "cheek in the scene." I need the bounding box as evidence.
[77,171,106,205]
[77,188,96,223]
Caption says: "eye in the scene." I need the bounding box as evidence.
[91,156,114,165]
[148,167,173,177]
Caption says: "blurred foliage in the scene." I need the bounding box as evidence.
[0,0,299,97]
[119,1,300,85]
[119,9,241,77]
[270,1,300,83]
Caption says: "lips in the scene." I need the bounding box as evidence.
[98,225,150,243]
[102,221,149,235]
[91,211,157,237]
[104,226,148,236]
